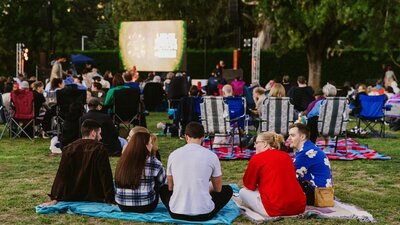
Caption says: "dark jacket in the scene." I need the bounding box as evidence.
[288,86,314,112]
[50,139,115,203]
[81,110,122,155]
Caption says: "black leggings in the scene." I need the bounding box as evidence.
[159,184,233,221]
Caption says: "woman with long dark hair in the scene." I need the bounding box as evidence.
[115,132,166,213]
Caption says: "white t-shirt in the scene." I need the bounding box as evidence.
[167,143,222,215]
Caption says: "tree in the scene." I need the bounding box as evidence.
[256,0,391,89]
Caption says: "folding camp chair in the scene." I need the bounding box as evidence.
[355,94,386,138]
[318,97,349,151]
[385,97,400,131]
[143,82,165,111]
[258,97,294,136]
[224,96,248,132]
[55,87,87,135]
[113,88,141,134]
[5,89,35,140]
[200,96,247,152]
[176,96,202,136]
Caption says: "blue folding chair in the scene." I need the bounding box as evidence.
[355,95,386,138]
[224,96,247,131]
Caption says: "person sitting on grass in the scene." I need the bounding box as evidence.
[239,131,306,217]
[159,122,233,221]
[40,119,115,206]
[287,123,332,205]
[115,132,166,213]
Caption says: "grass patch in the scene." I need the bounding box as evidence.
[0,112,399,224]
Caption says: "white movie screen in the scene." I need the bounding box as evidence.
[119,20,186,71]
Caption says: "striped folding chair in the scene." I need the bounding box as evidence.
[318,97,349,151]
[200,96,242,152]
[259,97,295,136]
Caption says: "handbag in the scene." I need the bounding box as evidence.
[314,187,334,207]
[298,176,334,207]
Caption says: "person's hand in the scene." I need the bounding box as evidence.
[39,200,58,207]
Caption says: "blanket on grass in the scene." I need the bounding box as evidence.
[231,185,375,223]
[36,189,241,225]
[202,140,255,160]
[316,138,391,160]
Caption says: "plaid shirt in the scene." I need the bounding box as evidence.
[115,156,166,206]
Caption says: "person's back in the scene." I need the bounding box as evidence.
[115,132,166,213]
[160,122,233,221]
[50,139,114,202]
[41,119,115,207]
[81,98,122,156]
[289,86,314,112]
[244,150,306,216]
[288,76,314,112]
[168,143,220,214]
[240,131,306,217]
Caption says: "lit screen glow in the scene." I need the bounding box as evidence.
[119,20,186,71]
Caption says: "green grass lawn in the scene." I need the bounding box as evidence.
[0,112,399,224]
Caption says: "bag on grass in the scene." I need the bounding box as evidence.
[314,187,334,207]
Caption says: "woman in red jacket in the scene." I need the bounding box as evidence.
[239,132,306,217]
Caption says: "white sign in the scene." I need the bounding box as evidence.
[154,33,178,58]
[251,37,260,84]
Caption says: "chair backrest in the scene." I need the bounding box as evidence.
[318,97,348,136]
[168,76,189,99]
[56,87,87,119]
[143,82,165,111]
[259,97,294,135]
[359,94,386,119]
[178,96,202,124]
[243,86,255,109]
[114,88,140,122]
[200,96,230,134]
[10,89,34,120]
[224,96,246,119]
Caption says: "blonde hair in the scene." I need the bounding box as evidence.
[127,126,149,142]
[222,84,233,96]
[257,131,285,150]
[269,83,286,97]
[150,134,159,156]
[253,87,266,95]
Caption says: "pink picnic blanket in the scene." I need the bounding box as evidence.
[316,138,391,160]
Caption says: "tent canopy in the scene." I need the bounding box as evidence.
[70,54,95,64]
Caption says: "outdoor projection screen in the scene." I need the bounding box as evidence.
[119,20,186,71]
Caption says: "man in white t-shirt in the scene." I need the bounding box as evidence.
[160,122,233,221]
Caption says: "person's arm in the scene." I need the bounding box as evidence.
[210,176,222,192]
[242,157,259,191]
[167,175,174,191]
[103,88,114,106]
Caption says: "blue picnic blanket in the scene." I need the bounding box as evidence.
[35,185,241,225]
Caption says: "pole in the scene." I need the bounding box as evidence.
[81,35,88,51]
[203,39,207,77]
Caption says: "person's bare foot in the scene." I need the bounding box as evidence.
[40,200,58,207]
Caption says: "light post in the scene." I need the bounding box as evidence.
[81,35,88,51]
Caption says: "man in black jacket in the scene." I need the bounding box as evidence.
[81,98,122,156]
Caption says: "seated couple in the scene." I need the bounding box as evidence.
[40,121,233,222]
[240,123,332,217]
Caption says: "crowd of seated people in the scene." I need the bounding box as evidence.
[2,60,399,222]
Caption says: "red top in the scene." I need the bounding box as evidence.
[243,149,306,217]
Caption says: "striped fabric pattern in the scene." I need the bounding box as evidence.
[318,97,348,136]
[260,97,294,135]
[200,96,230,134]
